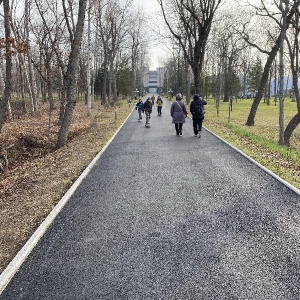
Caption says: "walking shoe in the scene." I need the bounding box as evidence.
[179,130,182,135]
[198,132,201,138]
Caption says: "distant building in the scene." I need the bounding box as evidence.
[142,67,165,94]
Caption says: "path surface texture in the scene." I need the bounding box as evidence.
[1,97,300,299]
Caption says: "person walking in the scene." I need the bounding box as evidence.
[143,97,153,127]
[190,94,207,138]
[151,95,155,106]
[156,95,163,116]
[170,93,188,136]
[135,98,144,121]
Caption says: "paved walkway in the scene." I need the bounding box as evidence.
[1,96,300,299]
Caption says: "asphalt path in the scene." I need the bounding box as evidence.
[1,96,300,299]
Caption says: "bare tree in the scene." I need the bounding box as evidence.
[56,0,88,148]
[128,11,145,99]
[157,0,221,93]
[96,0,132,104]
[242,0,300,126]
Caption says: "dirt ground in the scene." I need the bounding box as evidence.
[0,100,134,273]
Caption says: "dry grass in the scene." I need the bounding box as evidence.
[0,100,134,273]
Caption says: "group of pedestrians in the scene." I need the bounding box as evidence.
[170,93,207,137]
[135,95,164,127]
[135,93,207,137]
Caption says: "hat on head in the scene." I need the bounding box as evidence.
[194,94,200,101]
[176,93,182,100]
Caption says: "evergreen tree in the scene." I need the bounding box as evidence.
[247,57,263,96]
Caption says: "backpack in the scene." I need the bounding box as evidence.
[194,101,203,115]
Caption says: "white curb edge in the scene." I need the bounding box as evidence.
[0,107,135,295]
[204,126,300,196]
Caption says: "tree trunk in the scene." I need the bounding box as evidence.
[86,0,91,116]
[0,0,12,132]
[246,47,279,126]
[58,73,66,125]
[113,61,117,102]
[193,64,201,94]
[284,113,300,147]
[274,58,278,105]
[0,57,5,93]
[278,0,288,146]
[101,55,108,104]
[25,0,37,115]
[185,57,191,104]
[56,0,88,148]
[284,11,300,147]
[266,66,272,105]
[108,59,113,103]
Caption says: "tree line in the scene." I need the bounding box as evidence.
[0,0,300,148]
[159,0,300,147]
[0,0,150,148]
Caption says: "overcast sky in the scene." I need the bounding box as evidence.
[132,0,166,70]
[134,0,160,12]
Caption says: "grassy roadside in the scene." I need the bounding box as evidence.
[201,97,300,190]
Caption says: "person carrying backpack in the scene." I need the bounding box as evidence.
[156,95,163,116]
[135,98,144,121]
[190,94,207,138]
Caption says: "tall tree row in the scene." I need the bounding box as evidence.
[2,0,300,148]
[0,0,150,148]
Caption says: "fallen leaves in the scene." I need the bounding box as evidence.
[0,100,133,272]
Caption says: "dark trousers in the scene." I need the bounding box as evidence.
[157,106,162,115]
[175,123,183,134]
[193,118,203,134]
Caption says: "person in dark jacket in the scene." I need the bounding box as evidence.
[170,93,188,136]
[135,98,144,121]
[143,97,153,127]
[190,94,207,138]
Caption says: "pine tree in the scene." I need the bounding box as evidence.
[247,57,263,96]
